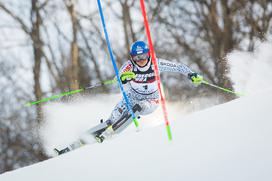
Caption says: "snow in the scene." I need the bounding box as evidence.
[2,41,272,180]
[228,42,272,95]
[1,88,272,181]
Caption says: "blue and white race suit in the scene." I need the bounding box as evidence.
[67,58,194,149]
[109,58,193,131]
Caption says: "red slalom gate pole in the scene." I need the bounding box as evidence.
[139,0,172,141]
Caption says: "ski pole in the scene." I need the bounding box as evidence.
[97,0,139,128]
[202,80,244,97]
[85,79,117,89]
[24,79,117,107]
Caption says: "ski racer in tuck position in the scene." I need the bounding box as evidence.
[54,40,203,155]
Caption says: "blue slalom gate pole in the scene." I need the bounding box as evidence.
[96,0,139,128]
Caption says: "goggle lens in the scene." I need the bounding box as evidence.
[132,53,149,62]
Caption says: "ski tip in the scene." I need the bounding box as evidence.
[53,148,60,156]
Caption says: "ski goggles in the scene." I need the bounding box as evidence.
[131,53,150,62]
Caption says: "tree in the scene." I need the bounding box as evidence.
[152,0,272,100]
[65,0,80,90]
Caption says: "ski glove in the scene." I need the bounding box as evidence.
[120,71,136,84]
[188,72,203,86]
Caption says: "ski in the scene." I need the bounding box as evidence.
[54,104,142,156]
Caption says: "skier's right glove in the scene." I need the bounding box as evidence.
[120,71,136,84]
[188,72,203,86]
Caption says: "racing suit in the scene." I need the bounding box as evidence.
[59,58,194,152]
[109,58,194,132]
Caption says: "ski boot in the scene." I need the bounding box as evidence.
[95,120,115,143]
[103,124,114,136]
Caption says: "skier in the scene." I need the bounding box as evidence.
[54,40,203,155]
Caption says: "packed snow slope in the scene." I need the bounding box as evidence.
[1,89,272,181]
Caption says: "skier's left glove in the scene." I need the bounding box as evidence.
[188,72,203,86]
[120,71,136,84]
